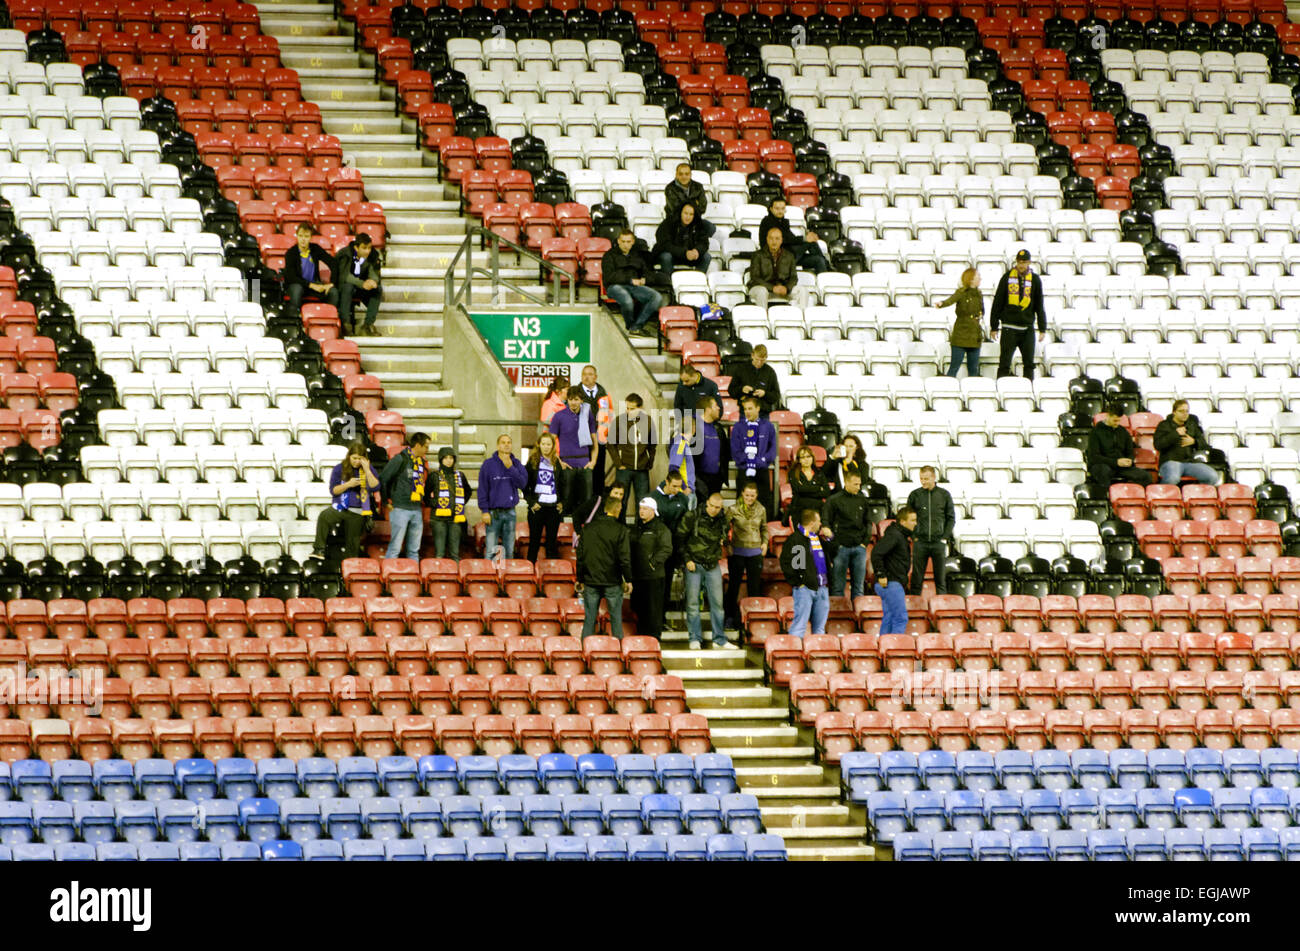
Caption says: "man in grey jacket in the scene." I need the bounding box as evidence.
[335,233,382,336]
[906,466,955,596]
[747,227,809,309]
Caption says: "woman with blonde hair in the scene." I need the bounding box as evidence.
[935,266,985,378]
[525,432,565,561]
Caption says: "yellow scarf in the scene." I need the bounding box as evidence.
[1006,268,1033,310]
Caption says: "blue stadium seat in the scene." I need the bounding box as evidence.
[642,793,683,836]
[523,795,565,837]
[1290,787,1300,824]
[1070,749,1112,791]
[1222,749,1263,790]
[1049,830,1089,861]
[97,843,141,861]
[116,801,160,844]
[32,802,74,844]
[12,843,54,861]
[378,756,420,798]
[615,754,659,796]
[601,793,644,837]
[54,843,97,861]
[497,755,540,796]
[1262,749,1300,789]
[443,795,486,838]
[256,759,300,801]
[841,752,883,801]
[1136,788,1176,830]
[563,794,605,836]
[482,795,524,838]
[932,831,974,860]
[385,839,427,860]
[458,756,502,796]
[338,757,379,799]
[138,842,180,861]
[907,790,947,835]
[361,797,403,841]
[681,794,723,837]
[505,836,548,860]
[1109,749,1150,790]
[1146,750,1188,791]
[321,798,363,842]
[1128,828,1168,860]
[984,790,1024,833]
[1173,788,1215,830]
[400,797,443,839]
[1165,828,1206,861]
[720,793,763,836]
[0,845,13,860]
[918,751,958,792]
[577,754,619,796]
[588,834,629,860]
[1214,788,1254,829]
[546,836,590,860]
[198,800,240,844]
[73,801,115,845]
[746,833,787,861]
[52,761,93,802]
[1241,828,1282,862]
[302,840,344,861]
[343,840,386,860]
[866,792,907,843]
[706,832,748,861]
[994,751,1034,793]
[537,754,581,796]
[220,842,262,861]
[280,799,322,843]
[92,761,135,803]
[1099,789,1139,830]
[215,759,258,802]
[1186,749,1226,790]
[1203,828,1244,861]
[655,754,697,796]
[955,751,996,792]
[1060,788,1100,831]
[881,751,921,792]
[1022,789,1062,832]
[694,754,737,796]
[179,843,222,861]
[298,758,342,799]
[628,835,670,860]
[239,799,281,843]
[1251,787,1290,829]
[174,759,217,803]
[666,834,708,861]
[12,761,53,802]
[0,763,9,801]
[465,837,507,861]
[418,755,461,797]
[156,801,199,844]
[1279,827,1300,860]
[1009,830,1050,861]
[947,790,984,833]
[971,830,1011,860]
[134,760,177,801]
[425,838,467,861]
[1031,751,1072,792]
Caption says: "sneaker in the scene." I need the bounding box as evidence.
[307,551,325,561]
[688,641,701,651]
[362,325,378,336]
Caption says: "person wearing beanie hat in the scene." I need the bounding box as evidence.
[631,496,672,639]
[989,248,1047,380]
[429,445,472,561]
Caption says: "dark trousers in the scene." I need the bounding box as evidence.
[632,576,666,639]
[527,503,562,561]
[792,241,829,274]
[910,540,949,596]
[313,507,366,559]
[288,282,338,316]
[339,282,381,330]
[996,326,1037,380]
[430,519,463,560]
[662,553,682,611]
[614,468,651,521]
[696,468,725,501]
[561,465,593,519]
[724,553,763,626]
[1088,461,1154,486]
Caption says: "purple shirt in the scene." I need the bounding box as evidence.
[695,419,723,475]
[730,416,777,473]
[548,406,597,467]
[478,453,527,510]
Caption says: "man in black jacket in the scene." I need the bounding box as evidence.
[653,472,690,611]
[676,492,730,649]
[728,344,782,417]
[989,249,1047,380]
[283,223,338,316]
[821,471,871,598]
[907,466,955,596]
[1087,405,1154,486]
[631,496,673,639]
[664,163,716,240]
[576,496,633,640]
[603,230,664,335]
[334,232,382,336]
[1154,399,1220,486]
[781,507,830,637]
[673,362,720,424]
[872,507,916,635]
[758,197,828,274]
[653,202,712,274]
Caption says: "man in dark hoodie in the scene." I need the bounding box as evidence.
[653,202,711,275]
[379,432,430,560]
[653,472,690,610]
[282,222,337,316]
[676,492,730,649]
[576,496,633,640]
[603,230,664,335]
[334,232,382,336]
[821,471,871,599]
[673,362,720,432]
[1153,399,1220,486]
[727,343,782,418]
[872,506,917,635]
[989,249,1048,380]
[907,465,955,596]
[631,496,673,639]
[781,507,830,637]
[1087,404,1154,487]
[608,392,657,521]
[429,446,472,561]
[664,162,716,240]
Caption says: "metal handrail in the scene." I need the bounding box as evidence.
[444,226,577,310]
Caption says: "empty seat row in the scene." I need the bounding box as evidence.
[889,826,1285,860]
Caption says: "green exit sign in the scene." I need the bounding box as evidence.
[469,311,591,364]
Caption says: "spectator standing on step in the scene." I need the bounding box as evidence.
[724,480,768,636]
[673,362,720,430]
[429,446,472,561]
[540,375,570,426]
[1087,404,1154,487]
[822,471,871,599]
[989,249,1047,380]
[731,395,777,516]
[548,385,598,518]
[578,364,613,488]
[334,232,382,336]
[758,196,829,274]
[677,491,730,650]
[379,432,430,560]
[935,266,985,378]
[609,393,657,520]
[667,411,697,505]
[781,507,830,638]
[283,222,338,316]
[872,506,917,636]
[728,343,782,418]
[665,162,716,241]
[576,496,633,640]
[747,227,810,311]
[309,440,378,562]
[693,396,728,501]
[478,433,528,561]
[603,229,664,337]
[653,202,712,275]
[524,433,564,562]
[787,444,831,526]
[907,465,955,597]
[653,471,690,611]
[631,497,673,639]
[1154,399,1220,486]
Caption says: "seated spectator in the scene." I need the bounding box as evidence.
[1154,399,1220,486]
[602,229,664,336]
[429,446,472,561]
[728,343,782,417]
[1087,404,1154,486]
[540,375,570,426]
[787,444,831,524]
[758,197,829,274]
[334,232,382,336]
[379,432,430,560]
[309,440,378,561]
[747,226,810,310]
[653,202,712,274]
[821,434,867,491]
[283,222,337,315]
[665,162,716,240]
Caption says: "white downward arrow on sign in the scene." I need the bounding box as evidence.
[566,341,579,358]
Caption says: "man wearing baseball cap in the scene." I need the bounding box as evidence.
[989,249,1048,380]
[631,496,673,639]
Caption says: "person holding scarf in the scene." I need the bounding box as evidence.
[781,507,830,637]
[380,432,430,560]
[667,412,698,507]
[525,433,565,561]
[310,440,378,561]
[990,249,1047,380]
[730,395,777,515]
[430,446,472,561]
[548,385,598,519]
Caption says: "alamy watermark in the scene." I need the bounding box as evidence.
[0,664,104,715]
[889,663,1000,711]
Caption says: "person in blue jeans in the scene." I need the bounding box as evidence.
[478,433,528,561]
[379,432,430,560]
[1153,399,1221,486]
[780,507,830,637]
[820,471,872,599]
[871,507,917,636]
[675,492,729,649]
[602,230,664,336]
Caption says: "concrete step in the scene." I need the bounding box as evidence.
[323,114,410,137]
[683,686,777,709]
[721,746,820,767]
[736,764,829,788]
[786,844,876,861]
[750,785,845,805]
[362,318,443,340]
[356,348,445,376]
[770,825,871,849]
[312,101,403,123]
[707,725,803,749]
[303,80,385,102]
[762,804,857,828]
[676,669,767,688]
[660,648,751,671]
[280,49,364,71]
[257,17,341,37]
